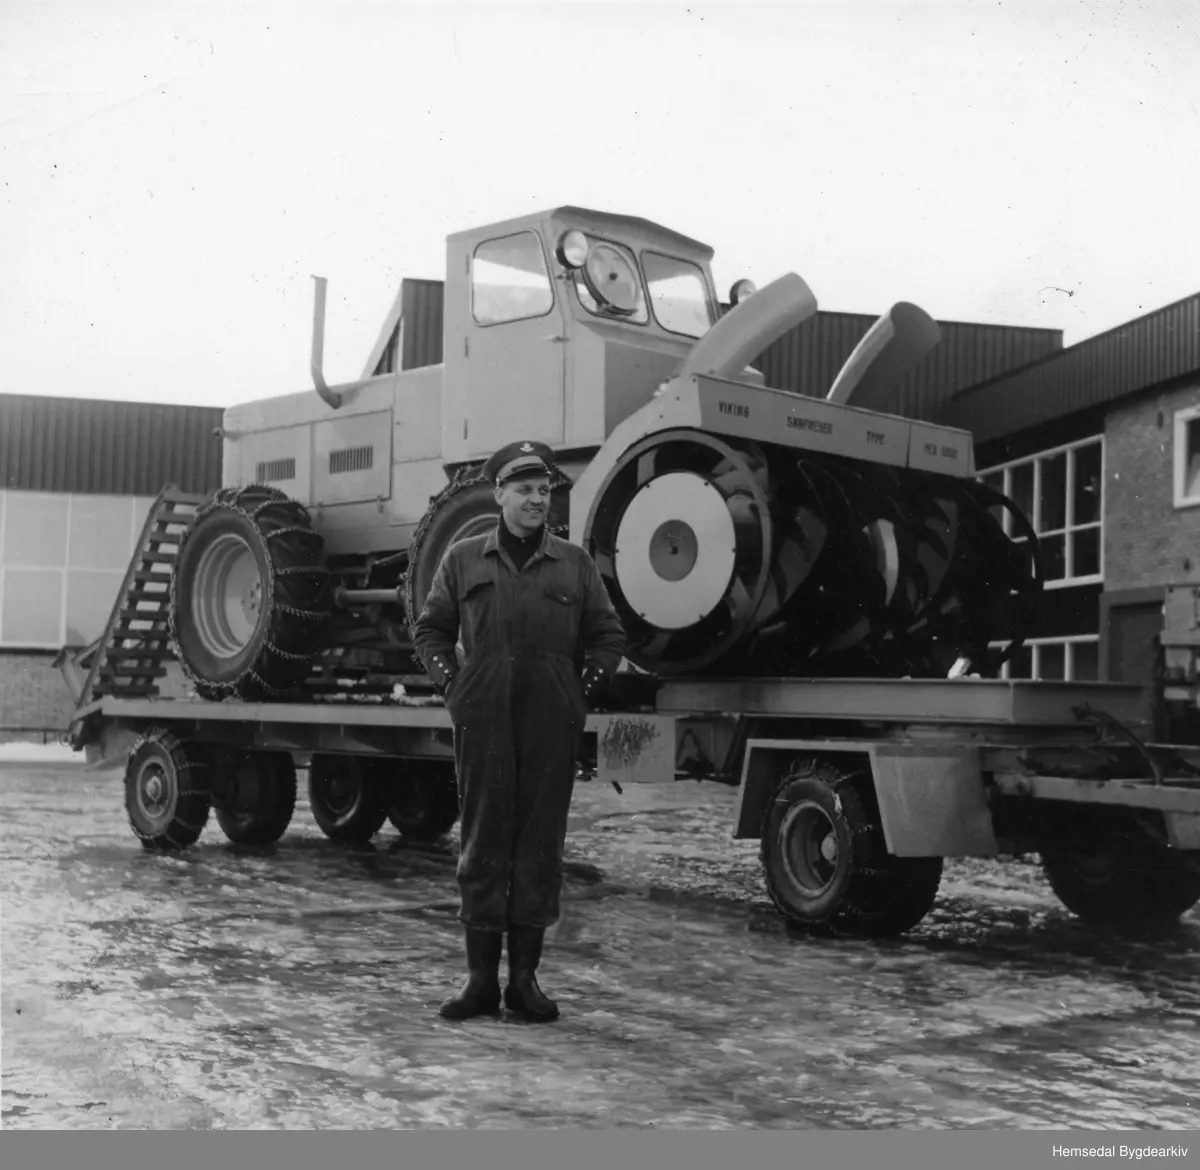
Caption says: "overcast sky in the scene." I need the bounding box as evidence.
[4,0,1200,408]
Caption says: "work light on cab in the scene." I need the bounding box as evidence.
[556,229,589,269]
[730,279,757,305]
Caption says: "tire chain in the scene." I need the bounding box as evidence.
[761,758,940,935]
[401,463,572,637]
[123,728,210,849]
[168,484,334,702]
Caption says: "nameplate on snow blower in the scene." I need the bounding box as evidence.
[695,379,912,469]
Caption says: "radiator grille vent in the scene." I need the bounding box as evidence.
[329,445,375,475]
[256,457,296,482]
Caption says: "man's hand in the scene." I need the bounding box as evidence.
[581,664,604,709]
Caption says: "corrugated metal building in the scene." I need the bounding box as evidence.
[1,394,223,495]
[946,293,1200,449]
[0,394,223,738]
[755,311,1062,422]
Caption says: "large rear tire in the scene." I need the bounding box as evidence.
[1041,809,1200,933]
[307,754,390,842]
[124,729,211,850]
[170,485,332,700]
[760,760,942,936]
[404,470,569,631]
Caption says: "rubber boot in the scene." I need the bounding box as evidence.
[503,924,559,1022]
[438,928,503,1020]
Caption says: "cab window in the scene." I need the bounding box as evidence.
[472,232,554,325]
[643,251,714,338]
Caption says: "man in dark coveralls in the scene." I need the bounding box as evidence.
[412,440,626,1023]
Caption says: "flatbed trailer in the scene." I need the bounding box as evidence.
[61,669,1200,938]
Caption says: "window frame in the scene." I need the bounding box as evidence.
[639,249,717,339]
[988,634,1101,682]
[1173,404,1200,509]
[470,230,556,328]
[977,434,1105,590]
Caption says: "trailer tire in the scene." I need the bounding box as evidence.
[213,752,297,845]
[170,485,332,701]
[761,760,942,936]
[1041,813,1200,932]
[308,754,389,842]
[387,764,460,842]
[124,729,211,850]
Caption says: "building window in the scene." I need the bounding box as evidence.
[978,436,1103,589]
[471,232,554,326]
[1173,405,1200,508]
[990,635,1100,681]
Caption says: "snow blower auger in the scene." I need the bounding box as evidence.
[569,276,1043,680]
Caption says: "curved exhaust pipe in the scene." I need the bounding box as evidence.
[310,275,343,410]
[676,273,818,383]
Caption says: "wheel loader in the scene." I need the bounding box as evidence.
[173,205,1041,702]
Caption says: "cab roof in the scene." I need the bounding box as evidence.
[447,205,715,260]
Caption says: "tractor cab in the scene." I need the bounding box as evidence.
[439,206,759,468]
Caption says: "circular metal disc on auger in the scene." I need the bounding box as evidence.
[614,472,737,630]
[584,430,773,675]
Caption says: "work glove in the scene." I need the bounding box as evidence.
[581,664,605,710]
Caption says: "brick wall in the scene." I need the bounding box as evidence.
[1105,379,1200,592]
[0,651,75,741]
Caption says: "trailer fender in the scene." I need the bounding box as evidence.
[733,739,998,858]
[1165,812,1200,851]
[84,724,143,770]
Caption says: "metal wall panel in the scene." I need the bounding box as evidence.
[753,312,1063,423]
[0,394,223,496]
[947,294,1200,444]
[400,278,445,370]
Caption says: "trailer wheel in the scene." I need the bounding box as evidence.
[170,485,332,701]
[213,751,297,845]
[1041,811,1200,933]
[124,729,211,850]
[387,764,460,842]
[761,760,942,936]
[307,754,389,842]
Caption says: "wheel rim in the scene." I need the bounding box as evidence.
[134,759,174,825]
[190,533,263,659]
[317,768,361,818]
[1065,844,1121,886]
[779,799,841,897]
[391,774,431,829]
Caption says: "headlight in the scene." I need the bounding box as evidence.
[556,230,590,269]
[582,243,640,315]
[730,279,757,305]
